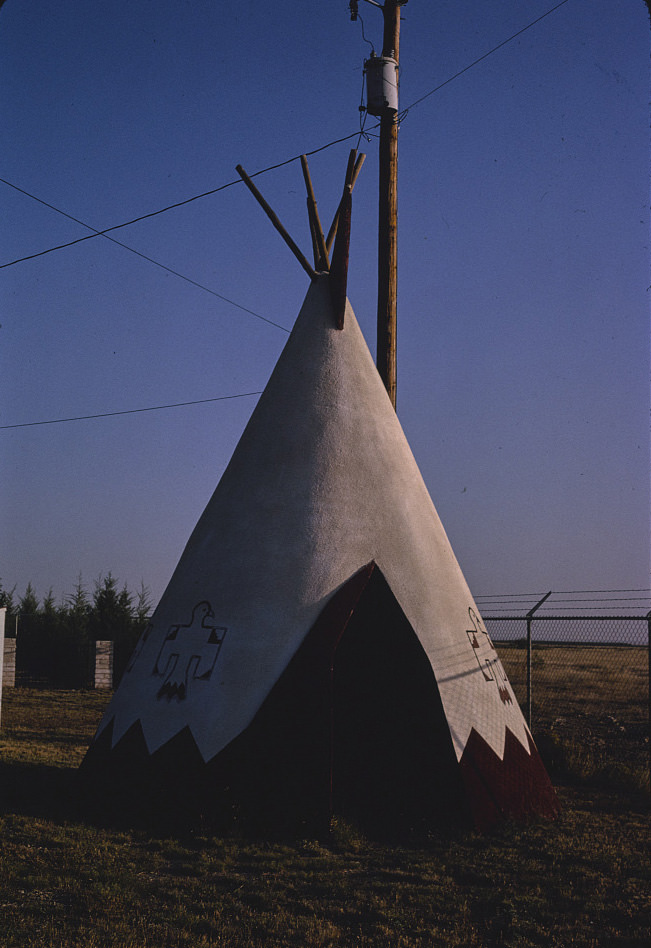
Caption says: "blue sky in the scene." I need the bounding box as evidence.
[1,0,648,609]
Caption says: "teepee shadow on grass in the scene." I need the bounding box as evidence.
[0,758,83,823]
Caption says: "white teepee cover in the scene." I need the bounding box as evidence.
[98,276,531,764]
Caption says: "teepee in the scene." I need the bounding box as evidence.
[81,287,559,832]
[81,155,559,834]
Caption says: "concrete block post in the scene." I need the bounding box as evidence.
[95,640,114,690]
[2,637,16,688]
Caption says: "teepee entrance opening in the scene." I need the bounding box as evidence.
[205,564,466,836]
[330,567,466,835]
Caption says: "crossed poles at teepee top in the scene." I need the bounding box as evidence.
[236,149,365,330]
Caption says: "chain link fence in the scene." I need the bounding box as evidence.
[481,593,649,783]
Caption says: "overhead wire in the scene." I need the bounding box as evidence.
[0,392,263,430]
[0,178,289,332]
[1,0,575,432]
[1,0,572,274]
[553,588,651,595]
[356,65,371,151]
[476,589,651,598]
[356,10,375,55]
[398,0,573,121]
[0,127,369,271]
[475,588,651,616]
[0,0,571,279]
[0,174,241,269]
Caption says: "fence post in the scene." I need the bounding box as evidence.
[95,640,114,690]
[525,592,553,731]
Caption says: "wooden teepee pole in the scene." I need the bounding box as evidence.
[326,150,365,256]
[236,164,317,281]
[300,155,329,271]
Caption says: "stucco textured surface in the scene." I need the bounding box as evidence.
[95,277,531,763]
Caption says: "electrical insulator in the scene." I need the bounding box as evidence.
[364,53,398,115]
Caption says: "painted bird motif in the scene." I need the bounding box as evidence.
[154,601,226,700]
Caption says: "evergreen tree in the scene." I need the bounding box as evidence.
[65,574,91,648]
[19,582,39,615]
[42,587,59,618]
[135,580,153,624]
[36,584,72,685]
[91,574,133,639]
[67,574,91,620]
[61,575,93,687]
[16,583,49,685]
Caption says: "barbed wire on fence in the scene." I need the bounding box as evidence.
[476,589,651,618]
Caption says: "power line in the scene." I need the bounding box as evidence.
[1,0,573,274]
[0,0,579,431]
[0,178,291,333]
[476,589,651,598]
[0,128,366,271]
[0,392,263,430]
[0,174,241,268]
[399,0,573,118]
[551,588,651,595]
[549,596,651,602]
[475,593,548,599]
[100,243,291,333]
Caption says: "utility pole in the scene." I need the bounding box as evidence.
[351,0,405,408]
[376,0,403,410]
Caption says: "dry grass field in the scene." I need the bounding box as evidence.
[497,643,647,720]
[0,643,648,947]
[497,643,648,781]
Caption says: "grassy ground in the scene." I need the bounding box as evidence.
[498,644,648,785]
[497,643,648,725]
[0,681,648,948]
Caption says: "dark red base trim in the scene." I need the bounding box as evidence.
[459,726,561,831]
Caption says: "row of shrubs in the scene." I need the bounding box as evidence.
[0,575,151,688]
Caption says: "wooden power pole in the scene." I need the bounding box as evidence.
[376,0,402,410]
